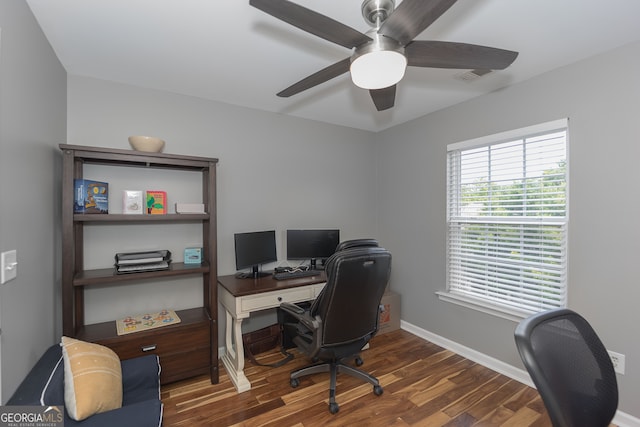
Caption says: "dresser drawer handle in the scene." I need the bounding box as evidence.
[277,297,283,302]
[141,345,157,352]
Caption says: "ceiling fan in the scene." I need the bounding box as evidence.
[250,0,518,111]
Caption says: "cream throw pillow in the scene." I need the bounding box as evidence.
[61,336,123,421]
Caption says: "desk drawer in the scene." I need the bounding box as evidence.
[241,287,316,312]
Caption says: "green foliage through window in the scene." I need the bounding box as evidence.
[447,121,568,314]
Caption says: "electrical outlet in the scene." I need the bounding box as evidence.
[608,350,625,375]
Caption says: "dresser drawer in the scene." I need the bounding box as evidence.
[160,347,211,384]
[98,321,210,360]
[241,286,316,312]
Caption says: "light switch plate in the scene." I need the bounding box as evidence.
[1,250,17,284]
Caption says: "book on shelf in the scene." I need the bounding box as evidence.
[123,190,144,214]
[146,190,167,214]
[74,179,109,214]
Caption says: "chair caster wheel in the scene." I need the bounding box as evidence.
[290,378,300,388]
[373,385,384,396]
[355,356,363,366]
[329,402,339,414]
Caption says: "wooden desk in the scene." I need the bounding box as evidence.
[218,273,326,392]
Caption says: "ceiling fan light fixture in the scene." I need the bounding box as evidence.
[350,34,406,90]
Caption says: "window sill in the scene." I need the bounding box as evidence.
[436,291,534,322]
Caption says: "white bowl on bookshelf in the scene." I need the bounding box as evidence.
[128,136,165,153]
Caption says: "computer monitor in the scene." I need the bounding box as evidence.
[286,229,340,270]
[234,230,277,278]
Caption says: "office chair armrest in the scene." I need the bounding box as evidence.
[279,302,321,331]
[280,302,306,315]
[301,315,322,333]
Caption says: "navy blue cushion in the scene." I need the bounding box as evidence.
[41,351,65,406]
[121,354,161,406]
[7,345,64,406]
[8,344,162,427]
[63,400,162,427]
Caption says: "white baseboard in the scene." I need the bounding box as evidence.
[400,320,640,427]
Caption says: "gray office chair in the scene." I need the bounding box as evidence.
[279,239,391,414]
[514,308,618,427]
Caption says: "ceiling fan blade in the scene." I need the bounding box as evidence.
[277,58,351,97]
[250,0,371,49]
[370,86,396,111]
[378,0,458,46]
[406,41,519,69]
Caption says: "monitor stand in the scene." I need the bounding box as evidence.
[235,265,271,279]
[251,265,270,279]
[309,258,325,271]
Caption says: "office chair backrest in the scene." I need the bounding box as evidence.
[514,309,618,427]
[334,238,380,252]
[312,245,391,347]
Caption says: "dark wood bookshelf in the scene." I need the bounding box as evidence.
[60,144,219,385]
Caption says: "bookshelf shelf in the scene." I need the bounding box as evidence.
[72,262,210,286]
[73,213,210,222]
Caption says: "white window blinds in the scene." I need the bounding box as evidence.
[446,119,568,315]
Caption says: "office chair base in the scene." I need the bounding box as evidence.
[290,359,383,413]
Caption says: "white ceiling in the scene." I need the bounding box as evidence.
[26,0,640,132]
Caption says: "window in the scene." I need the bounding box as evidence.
[441,119,568,320]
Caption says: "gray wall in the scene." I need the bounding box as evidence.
[0,0,66,401]
[66,75,378,339]
[375,40,640,418]
[3,1,639,419]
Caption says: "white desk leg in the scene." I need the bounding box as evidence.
[220,309,251,392]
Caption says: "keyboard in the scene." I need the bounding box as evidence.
[273,269,321,281]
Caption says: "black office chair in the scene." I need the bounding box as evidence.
[279,239,391,414]
[334,238,380,252]
[514,308,618,427]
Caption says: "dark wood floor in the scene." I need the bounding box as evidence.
[161,329,553,427]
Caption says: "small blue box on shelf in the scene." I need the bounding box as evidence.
[184,247,202,264]
[74,179,108,214]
